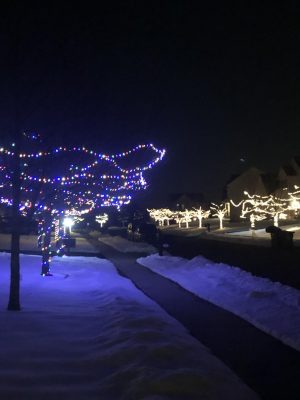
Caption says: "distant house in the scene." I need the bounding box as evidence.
[226,157,300,221]
[226,167,278,221]
[169,193,205,210]
[277,157,300,192]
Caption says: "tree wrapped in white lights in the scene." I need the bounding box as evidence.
[173,211,185,228]
[233,192,289,229]
[96,213,109,228]
[173,209,194,228]
[193,206,210,228]
[288,186,300,216]
[147,208,174,226]
[182,209,195,228]
[248,212,267,229]
[210,203,228,229]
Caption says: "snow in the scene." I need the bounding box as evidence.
[98,234,157,254]
[0,253,257,399]
[225,225,300,242]
[137,254,300,352]
[227,228,269,238]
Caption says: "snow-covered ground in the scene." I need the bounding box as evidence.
[0,253,257,399]
[138,254,300,352]
[99,234,157,254]
[160,222,300,243]
[225,225,300,241]
[226,228,269,238]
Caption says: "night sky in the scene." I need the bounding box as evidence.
[1,2,300,205]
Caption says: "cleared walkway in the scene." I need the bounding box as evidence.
[87,235,300,400]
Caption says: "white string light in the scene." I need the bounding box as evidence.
[210,203,228,230]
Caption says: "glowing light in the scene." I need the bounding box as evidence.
[0,140,166,275]
[148,208,174,226]
[63,217,74,234]
[96,214,109,228]
[288,187,300,217]
[176,209,194,228]
[192,207,210,228]
[148,208,202,229]
[231,193,289,229]
[210,203,228,230]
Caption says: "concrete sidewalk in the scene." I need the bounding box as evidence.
[87,235,300,400]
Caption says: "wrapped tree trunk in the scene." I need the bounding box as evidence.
[41,211,53,276]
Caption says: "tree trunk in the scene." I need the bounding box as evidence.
[41,212,53,276]
[7,141,21,311]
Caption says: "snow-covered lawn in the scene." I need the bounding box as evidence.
[99,234,157,254]
[225,225,300,242]
[137,254,300,352]
[226,228,269,238]
[0,253,257,400]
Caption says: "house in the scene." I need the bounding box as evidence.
[226,167,278,221]
[226,157,300,221]
[277,157,300,192]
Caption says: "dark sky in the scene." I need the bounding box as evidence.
[1,2,300,205]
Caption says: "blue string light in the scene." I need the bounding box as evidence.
[0,141,166,275]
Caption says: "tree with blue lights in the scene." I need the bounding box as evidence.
[0,134,165,310]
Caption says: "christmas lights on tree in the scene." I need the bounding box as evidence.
[192,207,210,228]
[231,192,289,229]
[0,139,166,275]
[148,208,210,229]
[96,214,109,228]
[288,186,300,216]
[178,209,194,228]
[147,208,174,226]
[210,203,228,229]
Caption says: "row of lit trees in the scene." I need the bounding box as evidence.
[231,188,300,229]
[148,187,300,231]
[148,203,228,230]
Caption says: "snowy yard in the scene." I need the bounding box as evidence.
[0,253,257,400]
[138,253,300,352]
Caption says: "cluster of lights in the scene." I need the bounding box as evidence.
[95,214,109,228]
[1,144,165,209]
[192,207,210,228]
[231,191,289,229]
[147,209,174,226]
[210,203,228,230]
[174,209,194,228]
[287,186,300,215]
[148,206,212,229]
[0,141,165,275]
[40,216,53,276]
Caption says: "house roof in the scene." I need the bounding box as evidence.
[226,167,263,188]
[281,164,297,176]
[225,173,240,186]
[293,156,300,167]
[260,173,279,194]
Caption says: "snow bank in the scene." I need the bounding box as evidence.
[137,253,300,352]
[0,253,257,399]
